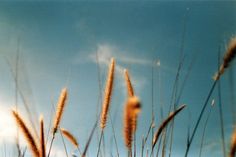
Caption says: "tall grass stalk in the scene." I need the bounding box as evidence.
[61,128,82,155]
[152,105,186,155]
[109,112,119,157]
[82,119,98,157]
[12,110,39,157]
[97,58,115,157]
[48,88,68,157]
[217,50,226,157]
[199,100,214,157]
[228,67,236,125]
[40,116,46,157]
[185,37,236,157]
[6,58,39,140]
[59,128,69,157]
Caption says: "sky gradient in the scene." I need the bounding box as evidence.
[0,1,236,157]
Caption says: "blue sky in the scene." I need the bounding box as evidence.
[0,1,236,157]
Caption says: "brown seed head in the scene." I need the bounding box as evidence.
[12,110,39,157]
[61,128,79,148]
[230,127,236,157]
[52,88,68,134]
[214,37,236,80]
[152,105,186,149]
[100,58,115,129]
[124,69,134,97]
[123,96,141,150]
[39,115,46,157]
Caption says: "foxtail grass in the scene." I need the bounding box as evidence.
[100,58,115,130]
[12,110,39,157]
[52,88,68,134]
[217,50,226,157]
[152,105,186,151]
[40,116,46,157]
[124,68,136,156]
[97,58,115,157]
[124,69,134,97]
[61,128,82,155]
[214,37,236,81]
[123,96,141,153]
[48,88,68,157]
[229,127,236,157]
[61,128,79,148]
[185,37,236,157]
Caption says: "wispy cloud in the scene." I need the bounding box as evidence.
[117,54,151,65]
[89,44,123,73]
[88,44,151,66]
[73,43,180,97]
[88,44,148,93]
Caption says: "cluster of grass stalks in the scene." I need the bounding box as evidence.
[6,36,236,157]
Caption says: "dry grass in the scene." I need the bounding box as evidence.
[100,58,115,130]
[123,96,141,150]
[6,36,236,157]
[124,69,134,97]
[229,127,236,157]
[214,37,236,80]
[12,110,39,157]
[39,116,46,157]
[152,104,186,149]
[61,128,79,148]
[52,88,68,134]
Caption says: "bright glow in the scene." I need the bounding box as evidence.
[0,105,17,144]
[50,146,66,157]
[157,60,161,66]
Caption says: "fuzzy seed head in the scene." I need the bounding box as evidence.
[40,115,46,157]
[100,58,115,129]
[124,69,134,97]
[123,96,141,150]
[53,88,68,134]
[230,127,236,157]
[61,128,79,148]
[12,110,39,157]
[214,37,236,80]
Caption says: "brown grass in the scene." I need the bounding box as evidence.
[123,96,141,150]
[61,128,79,148]
[100,58,115,130]
[124,69,134,97]
[214,37,236,80]
[40,115,46,157]
[229,127,236,157]
[12,110,39,157]
[152,104,186,149]
[52,88,68,134]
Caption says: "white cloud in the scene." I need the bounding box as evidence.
[88,44,151,67]
[88,44,148,93]
[73,43,179,96]
[89,44,123,73]
[118,54,151,65]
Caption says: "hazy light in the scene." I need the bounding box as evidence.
[156,60,161,66]
[0,105,17,144]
